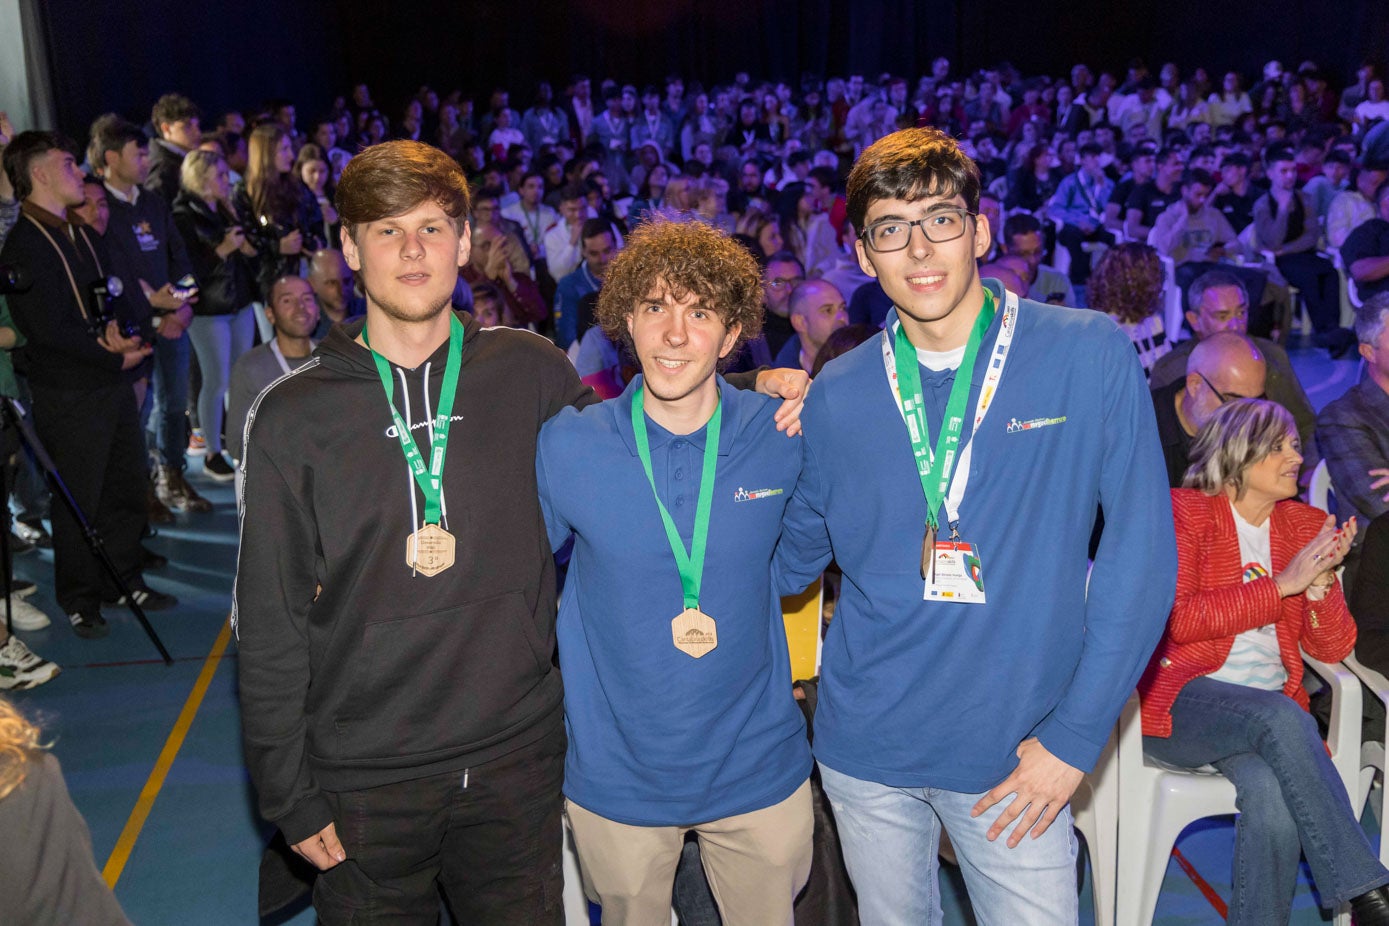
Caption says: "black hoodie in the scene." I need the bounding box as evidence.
[234,312,592,843]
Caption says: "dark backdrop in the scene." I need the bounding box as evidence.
[38,0,1388,138]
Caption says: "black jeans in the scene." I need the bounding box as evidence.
[31,383,147,614]
[314,727,566,925]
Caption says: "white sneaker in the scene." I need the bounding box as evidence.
[0,636,60,690]
[3,596,50,631]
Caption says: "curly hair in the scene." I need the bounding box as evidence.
[0,696,45,802]
[595,219,764,365]
[1087,242,1165,325]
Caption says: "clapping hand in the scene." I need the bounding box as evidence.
[1276,514,1357,597]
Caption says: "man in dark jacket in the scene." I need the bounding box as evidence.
[0,132,169,637]
[143,93,201,202]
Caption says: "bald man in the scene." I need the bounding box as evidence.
[1151,331,1267,486]
[773,279,848,373]
[306,249,366,338]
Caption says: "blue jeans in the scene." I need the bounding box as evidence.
[1143,677,1389,925]
[187,307,256,455]
[145,330,190,469]
[818,762,1079,926]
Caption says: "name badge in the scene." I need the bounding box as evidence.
[923,541,987,604]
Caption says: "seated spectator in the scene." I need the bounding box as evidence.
[1138,397,1389,926]
[1152,331,1267,487]
[306,248,366,337]
[1315,293,1389,591]
[773,279,848,373]
[629,85,676,160]
[1354,80,1389,133]
[553,218,617,349]
[978,260,1027,297]
[486,108,525,160]
[1047,142,1115,283]
[1352,511,1389,675]
[1151,271,1318,465]
[820,218,874,305]
[1209,151,1261,236]
[225,276,320,464]
[810,322,875,377]
[999,213,1075,305]
[737,205,785,259]
[543,184,589,281]
[626,163,669,227]
[521,82,571,151]
[1003,143,1059,213]
[468,280,505,327]
[0,696,132,922]
[172,149,259,482]
[1253,146,1355,356]
[1088,242,1171,376]
[1341,181,1389,302]
[1304,150,1353,226]
[1149,168,1238,281]
[463,222,547,331]
[501,170,559,266]
[1124,146,1184,242]
[1207,72,1254,128]
[1328,165,1388,250]
[1105,142,1157,234]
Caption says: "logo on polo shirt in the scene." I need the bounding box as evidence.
[1006,415,1067,434]
[734,486,783,502]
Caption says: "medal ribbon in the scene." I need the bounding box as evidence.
[363,313,464,525]
[889,290,996,534]
[631,384,722,611]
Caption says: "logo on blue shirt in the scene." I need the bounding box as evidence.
[734,486,784,502]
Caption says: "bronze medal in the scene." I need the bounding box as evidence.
[671,608,718,658]
[921,523,936,581]
[406,523,456,576]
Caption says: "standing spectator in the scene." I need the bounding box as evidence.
[144,93,201,200]
[234,123,316,311]
[521,83,570,152]
[173,150,258,482]
[553,219,617,350]
[294,143,338,251]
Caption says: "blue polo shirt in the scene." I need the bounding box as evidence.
[776,281,1177,791]
[537,375,812,825]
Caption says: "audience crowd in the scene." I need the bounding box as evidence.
[2,50,1389,926]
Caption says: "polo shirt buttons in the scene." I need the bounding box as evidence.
[674,496,684,506]
[674,469,684,479]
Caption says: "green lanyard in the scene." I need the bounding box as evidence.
[631,384,722,611]
[362,314,465,525]
[892,290,996,534]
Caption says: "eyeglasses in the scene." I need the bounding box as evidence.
[1197,371,1266,404]
[860,208,976,252]
[764,276,804,291]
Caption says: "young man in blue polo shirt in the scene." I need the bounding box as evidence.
[777,127,1177,923]
[536,219,813,925]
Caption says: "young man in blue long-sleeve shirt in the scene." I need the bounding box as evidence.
[537,219,814,925]
[776,127,1177,924]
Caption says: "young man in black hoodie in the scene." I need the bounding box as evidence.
[235,139,808,924]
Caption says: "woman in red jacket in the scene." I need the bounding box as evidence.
[1138,398,1389,926]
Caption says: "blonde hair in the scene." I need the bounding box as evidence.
[1182,398,1297,499]
[179,149,226,202]
[0,696,45,801]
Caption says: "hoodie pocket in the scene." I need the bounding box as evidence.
[331,589,552,759]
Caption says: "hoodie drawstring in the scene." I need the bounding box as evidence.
[397,367,420,577]
[421,362,450,530]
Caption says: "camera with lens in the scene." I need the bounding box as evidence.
[86,276,140,339]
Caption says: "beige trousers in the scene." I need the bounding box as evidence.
[566,779,813,926]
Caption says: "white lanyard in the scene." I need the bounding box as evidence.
[269,338,316,376]
[880,288,1018,527]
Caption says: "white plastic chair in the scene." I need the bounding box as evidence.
[1114,655,1362,926]
[1156,253,1186,348]
[1071,723,1119,926]
[1308,459,1334,515]
[1344,652,1389,866]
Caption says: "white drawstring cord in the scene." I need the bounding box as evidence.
[397,367,420,577]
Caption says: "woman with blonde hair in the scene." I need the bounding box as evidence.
[1088,241,1171,377]
[0,697,132,923]
[174,149,258,479]
[1138,398,1389,925]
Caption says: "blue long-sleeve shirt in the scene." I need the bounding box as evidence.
[777,281,1177,790]
[537,376,812,825]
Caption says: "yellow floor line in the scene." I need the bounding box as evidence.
[102,616,233,888]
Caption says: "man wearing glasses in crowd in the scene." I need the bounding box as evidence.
[776,127,1176,923]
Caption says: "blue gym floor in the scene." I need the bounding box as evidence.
[8,336,1372,925]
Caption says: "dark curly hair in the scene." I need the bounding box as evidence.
[595,219,764,365]
[1087,242,1164,326]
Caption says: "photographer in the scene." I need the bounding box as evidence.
[0,131,174,639]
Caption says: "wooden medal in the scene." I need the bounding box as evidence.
[671,608,718,658]
[406,523,456,576]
